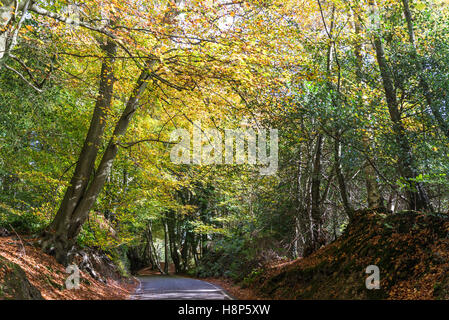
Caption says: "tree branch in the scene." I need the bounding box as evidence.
[4,63,43,92]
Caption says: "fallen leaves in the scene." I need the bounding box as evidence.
[0,236,137,300]
[247,210,449,300]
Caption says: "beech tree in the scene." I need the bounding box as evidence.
[1,0,272,263]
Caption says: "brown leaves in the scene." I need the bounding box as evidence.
[249,210,449,300]
[0,236,136,300]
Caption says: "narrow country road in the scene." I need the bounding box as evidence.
[131,275,233,300]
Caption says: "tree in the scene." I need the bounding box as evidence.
[401,0,449,139]
[369,0,431,211]
[1,0,274,263]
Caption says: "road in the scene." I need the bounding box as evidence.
[131,275,233,300]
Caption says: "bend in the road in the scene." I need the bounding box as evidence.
[131,275,233,300]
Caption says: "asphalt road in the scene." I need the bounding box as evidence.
[131,275,233,300]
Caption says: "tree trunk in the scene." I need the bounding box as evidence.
[165,211,181,273]
[181,230,193,272]
[163,219,169,275]
[0,0,30,62]
[310,134,323,250]
[362,135,385,209]
[41,55,151,264]
[191,235,200,267]
[147,221,164,274]
[334,134,352,217]
[401,0,449,139]
[40,41,117,264]
[201,234,208,256]
[307,3,336,253]
[353,14,385,209]
[63,69,150,239]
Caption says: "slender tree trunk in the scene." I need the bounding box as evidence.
[201,234,208,257]
[401,0,449,139]
[307,2,335,253]
[362,135,385,209]
[353,15,385,209]
[181,230,193,272]
[165,211,181,273]
[370,1,431,211]
[299,141,314,256]
[334,134,352,217]
[0,0,30,62]
[180,239,188,273]
[310,134,323,249]
[295,146,308,257]
[163,219,169,275]
[147,222,164,274]
[191,236,200,267]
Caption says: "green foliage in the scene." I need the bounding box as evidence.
[241,268,264,288]
[0,203,48,234]
[110,247,132,278]
[195,236,265,282]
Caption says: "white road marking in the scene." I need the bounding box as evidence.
[202,281,234,300]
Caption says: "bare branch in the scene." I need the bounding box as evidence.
[118,138,175,149]
[29,4,115,38]
[4,63,43,92]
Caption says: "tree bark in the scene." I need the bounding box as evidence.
[310,134,323,249]
[64,69,150,239]
[334,134,352,217]
[353,14,385,209]
[401,0,449,139]
[163,219,169,275]
[40,41,117,264]
[307,2,335,253]
[41,56,151,264]
[165,211,181,273]
[0,0,30,61]
[370,1,431,211]
[362,135,385,209]
[147,221,165,274]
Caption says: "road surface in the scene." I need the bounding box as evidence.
[131,275,233,300]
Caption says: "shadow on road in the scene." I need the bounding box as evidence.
[131,275,233,300]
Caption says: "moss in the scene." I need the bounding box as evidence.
[43,274,64,291]
[81,277,91,286]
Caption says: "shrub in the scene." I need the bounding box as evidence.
[0,204,47,234]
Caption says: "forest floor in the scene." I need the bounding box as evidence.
[0,235,137,300]
[247,209,449,300]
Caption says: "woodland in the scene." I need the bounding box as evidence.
[1,0,449,299]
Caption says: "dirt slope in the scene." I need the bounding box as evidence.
[249,209,449,300]
[0,255,43,299]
